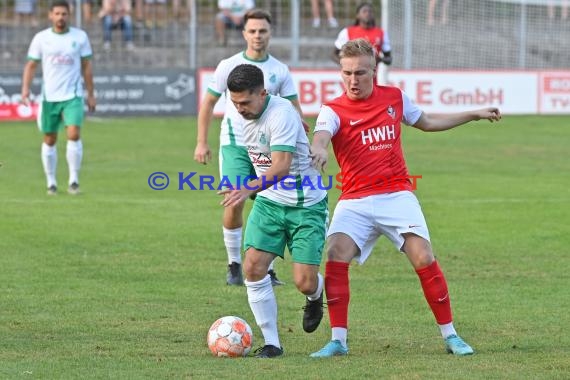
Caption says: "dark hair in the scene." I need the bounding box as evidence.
[227,64,264,93]
[50,0,70,11]
[243,8,272,26]
[356,2,373,13]
[354,2,376,26]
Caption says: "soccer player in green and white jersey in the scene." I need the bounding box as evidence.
[21,0,95,196]
[219,64,327,358]
[194,9,307,286]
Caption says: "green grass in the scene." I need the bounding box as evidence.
[0,115,569,379]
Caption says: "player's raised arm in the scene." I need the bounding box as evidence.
[194,92,220,164]
[413,107,502,132]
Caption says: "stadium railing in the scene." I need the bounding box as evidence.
[0,0,568,71]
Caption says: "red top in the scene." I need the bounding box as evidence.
[347,26,385,55]
[325,85,415,200]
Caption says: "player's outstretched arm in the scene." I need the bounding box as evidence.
[413,107,501,132]
[310,130,332,172]
[194,92,219,164]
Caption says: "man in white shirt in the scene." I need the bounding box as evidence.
[220,63,327,358]
[194,9,306,287]
[21,0,95,196]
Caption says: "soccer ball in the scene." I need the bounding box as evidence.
[207,316,253,357]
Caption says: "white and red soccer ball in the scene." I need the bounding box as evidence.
[207,316,253,357]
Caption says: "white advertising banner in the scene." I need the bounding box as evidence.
[539,72,570,114]
[197,69,568,117]
[387,71,537,114]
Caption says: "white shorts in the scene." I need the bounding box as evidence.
[327,191,430,264]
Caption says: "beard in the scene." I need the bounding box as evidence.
[240,112,256,120]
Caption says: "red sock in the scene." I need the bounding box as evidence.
[415,260,453,325]
[325,261,350,328]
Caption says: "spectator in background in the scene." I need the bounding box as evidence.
[99,0,134,51]
[143,0,167,28]
[548,1,568,20]
[134,0,144,27]
[216,0,255,46]
[311,0,338,29]
[428,0,449,26]
[172,0,191,21]
[82,0,94,25]
[332,2,391,67]
[134,0,167,28]
[14,0,38,28]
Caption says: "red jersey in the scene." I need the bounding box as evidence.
[347,26,385,55]
[317,85,422,200]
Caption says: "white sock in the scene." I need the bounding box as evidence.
[223,227,242,264]
[66,139,83,185]
[41,142,57,188]
[439,322,457,339]
[332,327,348,348]
[245,274,280,348]
[307,273,323,301]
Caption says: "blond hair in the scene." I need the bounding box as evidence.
[339,38,376,68]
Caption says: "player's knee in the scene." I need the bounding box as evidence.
[66,127,80,141]
[326,242,355,262]
[326,245,341,261]
[243,258,268,282]
[410,252,434,269]
[326,233,358,262]
[403,234,434,268]
[293,272,317,295]
[43,134,57,146]
[223,212,243,229]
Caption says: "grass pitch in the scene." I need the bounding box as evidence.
[0,115,568,379]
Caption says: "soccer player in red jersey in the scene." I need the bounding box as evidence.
[332,2,392,66]
[309,38,501,358]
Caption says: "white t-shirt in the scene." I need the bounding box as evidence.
[242,96,326,207]
[217,0,255,16]
[27,27,93,102]
[207,51,298,146]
